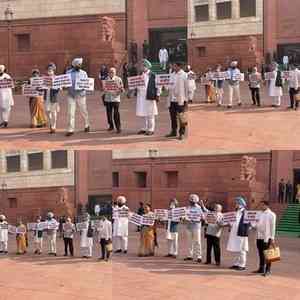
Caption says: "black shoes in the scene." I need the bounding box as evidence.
[165,132,177,138]
[0,122,8,128]
[84,126,90,133]
[65,132,74,137]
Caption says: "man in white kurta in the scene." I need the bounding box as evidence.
[0,215,8,254]
[268,62,283,107]
[80,217,94,258]
[184,194,204,263]
[227,197,250,271]
[46,212,58,256]
[186,65,196,103]
[113,196,129,254]
[0,65,14,128]
[136,59,160,135]
[159,47,169,70]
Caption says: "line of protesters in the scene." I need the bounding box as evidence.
[0,58,299,141]
[0,211,112,261]
[112,195,277,277]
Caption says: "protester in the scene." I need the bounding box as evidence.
[205,204,223,266]
[44,63,60,134]
[0,65,14,128]
[97,215,112,261]
[165,198,179,258]
[136,202,145,232]
[63,217,76,257]
[46,212,58,256]
[29,69,47,128]
[136,59,160,136]
[33,216,43,255]
[227,196,250,271]
[213,65,225,107]
[159,47,169,71]
[248,66,262,107]
[253,201,276,277]
[186,65,197,104]
[268,62,283,108]
[80,213,94,258]
[113,196,129,254]
[122,62,129,90]
[278,178,285,203]
[65,58,90,136]
[285,180,293,203]
[184,194,204,263]
[0,214,8,254]
[103,67,124,133]
[287,65,300,110]
[138,203,157,257]
[16,220,27,255]
[227,61,242,108]
[204,67,214,103]
[165,62,189,140]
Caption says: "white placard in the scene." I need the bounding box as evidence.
[16,226,26,234]
[27,223,37,231]
[222,212,237,225]
[264,72,276,81]
[102,79,121,92]
[37,221,48,231]
[8,225,16,234]
[128,75,145,90]
[141,215,155,226]
[118,208,129,218]
[244,210,262,223]
[170,207,186,222]
[0,223,8,229]
[212,72,229,81]
[75,78,95,91]
[22,84,39,97]
[47,220,59,230]
[129,213,142,226]
[53,74,72,89]
[232,73,244,81]
[200,77,211,86]
[76,222,88,231]
[156,74,171,87]
[154,209,169,221]
[0,78,14,89]
[30,77,45,89]
[205,212,217,224]
[186,208,203,222]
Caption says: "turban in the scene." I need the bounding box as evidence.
[72,58,83,67]
[47,212,54,218]
[231,61,238,67]
[0,214,6,221]
[117,196,127,204]
[143,59,152,69]
[32,69,40,76]
[235,196,247,208]
[0,65,5,72]
[189,194,200,204]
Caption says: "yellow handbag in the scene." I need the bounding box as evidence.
[106,242,113,253]
[295,93,300,101]
[178,112,188,126]
[264,246,281,263]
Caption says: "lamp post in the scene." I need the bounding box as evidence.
[4,5,13,73]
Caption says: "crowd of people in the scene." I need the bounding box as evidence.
[112,195,277,277]
[0,54,299,141]
[0,211,112,261]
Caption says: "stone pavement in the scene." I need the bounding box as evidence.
[0,236,112,300]
[113,225,300,300]
[1,83,300,150]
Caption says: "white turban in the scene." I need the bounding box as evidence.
[47,212,54,218]
[72,58,83,67]
[117,196,127,204]
[0,65,5,72]
[231,61,238,67]
[0,214,6,221]
[189,194,200,204]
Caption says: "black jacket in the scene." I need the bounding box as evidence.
[275,71,283,87]
[146,72,158,101]
[237,210,250,237]
[43,88,60,103]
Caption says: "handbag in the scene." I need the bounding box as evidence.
[106,242,113,253]
[295,93,300,101]
[178,111,188,126]
[264,245,281,263]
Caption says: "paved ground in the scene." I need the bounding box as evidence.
[113,225,300,300]
[0,236,112,300]
[1,83,300,150]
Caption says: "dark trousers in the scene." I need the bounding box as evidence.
[206,235,221,264]
[289,88,299,109]
[64,238,74,256]
[286,191,293,203]
[169,102,186,136]
[250,88,261,106]
[278,191,284,203]
[256,239,271,273]
[106,102,121,130]
[100,239,111,260]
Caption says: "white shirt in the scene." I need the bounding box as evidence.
[256,208,276,243]
[171,69,189,106]
[97,219,112,240]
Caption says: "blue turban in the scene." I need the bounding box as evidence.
[143,59,152,69]
[235,196,247,208]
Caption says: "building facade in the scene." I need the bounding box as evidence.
[0,150,113,222]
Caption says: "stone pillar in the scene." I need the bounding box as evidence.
[0,150,6,174]
[209,0,217,21]
[20,150,28,172]
[232,0,240,19]
[44,150,51,171]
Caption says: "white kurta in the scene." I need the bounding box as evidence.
[159,49,169,63]
[113,205,129,237]
[0,73,14,109]
[187,71,196,92]
[226,209,249,252]
[136,71,158,117]
[268,71,283,97]
[0,222,8,243]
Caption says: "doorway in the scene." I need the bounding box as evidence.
[293,169,300,201]
[149,27,187,63]
[87,194,112,218]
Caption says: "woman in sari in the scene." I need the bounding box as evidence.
[29,69,47,128]
[16,220,27,255]
[138,204,157,257]
[204,67,215,103]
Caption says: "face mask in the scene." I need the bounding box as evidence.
[170,203,175,209]
[118,203,123,207]
[74,66,80,71]
[0,72,3,76]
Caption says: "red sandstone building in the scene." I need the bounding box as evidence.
[0,0,299,78]
[112,150,300,213]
